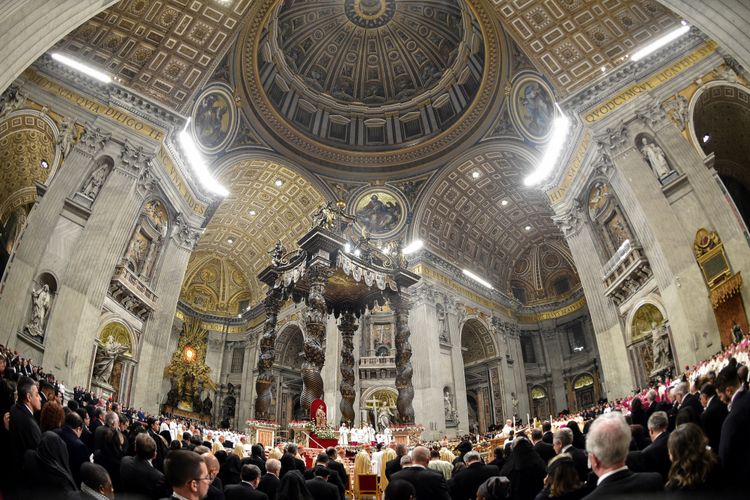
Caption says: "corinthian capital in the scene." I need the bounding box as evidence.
[78,124,111,156]
[172,213,203,250]
[552,200,584,238]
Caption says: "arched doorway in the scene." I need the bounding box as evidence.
[530,386,549,420]
[275,324,304,428]
[628,303,666,388]
[573,374,595,409]
[461,318,499,434]
[692,83,750,230]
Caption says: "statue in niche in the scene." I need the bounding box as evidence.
[444,388,458,421]
[57,117,76,160]
[377,401,394,432]
[80,162,109,200]
[202,396,213,416]
[126,236,149,274]
[315,405,327,428]
[92,335,128,385]
[436,302,449,343]
[731,320,744,343]
[649,322,674,374]
[24,284,51,338]
[639,137,673,180]
[511,392,520,416]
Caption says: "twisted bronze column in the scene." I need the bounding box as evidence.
[254,287,282,420]
[301,265,329,412]
[338,311,357,425]
[392,293,415,423]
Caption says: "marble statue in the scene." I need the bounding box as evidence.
[650,323,673,373]
[57,117,76,159]
[270,240,286,266]
[92,335,128,385]
[313,201,336,230]
[511,392,520,416]
[436,303,449,343]
[377,401,394,432]
[80,163,109,200]
[24,284,50,338]
[639,138,673,179]
[202,396,213,415]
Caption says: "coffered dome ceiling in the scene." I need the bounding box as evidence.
[239,0,506,177]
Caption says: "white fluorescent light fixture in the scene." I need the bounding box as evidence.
[631,24,690,61]
[51,53,112,83]
[344,243,352,253]
[524,108,571,186]
[462,269,494,290]
[402,239,424,254]
[178,122,229,197]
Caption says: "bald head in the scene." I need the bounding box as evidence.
[202,453,220,477]
[411,446,430,466]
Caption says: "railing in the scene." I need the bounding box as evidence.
[602,239,633,278]
[359,356,396,367]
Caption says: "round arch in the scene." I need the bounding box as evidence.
[459,316,498,364]
[625,297,667,346]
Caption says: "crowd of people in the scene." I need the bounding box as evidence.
[2,335,750,499]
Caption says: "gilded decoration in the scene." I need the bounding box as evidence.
[510,239,580,304]
[693,228,732,288]
[192,86,237,153]
[710,273,744,309]
[352,187,407,238]
[165,317,216,413]
[58,0,251,111]
[573,374,594,389]
[417,149,568,291]
[98,322,133,357]
[238,0,507,176]
[0,113,55,220]
[188,159,326,306]
[631,303,665,343]
[493,0,682,96]
[181,252,253,316]
[510,73,556,143]
[461,319,495,364]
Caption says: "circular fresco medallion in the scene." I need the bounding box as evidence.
[191,86,237,153]
[352,187,407,238]
[510,73,556,143]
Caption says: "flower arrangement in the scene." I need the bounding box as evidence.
[309,422,337,439]
[389,424,425,433]
[287,420,310,430]
[245,419,279,429]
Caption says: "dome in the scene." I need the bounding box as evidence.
[276,0,466,105]
[241,0,502,174]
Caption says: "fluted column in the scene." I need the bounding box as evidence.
[392,292,415,424]
[338,311,357,425]
[300,264,329,413]
[254,288,282,420]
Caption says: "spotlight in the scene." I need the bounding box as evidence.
[274,179,284,187]
[344,243,352,253]
[227,238,234,244]
[702,134,710,144]
[51,53,112,83]
[462,269,494,289]
[40,159,49,169]
[631,24,690,61]
[354,248,361,257]
[249,210,257,216]
[524,225,532,231]
[471,171,480,179]
[500,199,508,206]
[402,240,424,254]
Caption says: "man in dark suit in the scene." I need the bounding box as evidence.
[448,450,500,500]
[717,360,750,493]
[164,449,210,500]
[89,407,105,435]
[80,462,115,499]
[530,428,555,464]
[553,428,588,482]
[675,381,703,423]
[257,458,280,500]
[59,411,92,487]
[279,443,305,478]
[9,377,42,479]
[541,421,553,444]
[119,432,171,499]
[326,447,349,492]
[700,382,727,453]
[147,417,168,471]
[303,453,344,500]
[391,446,450,500]
[583,412,662,500]
[629,411,670,481]
[386,443,407,479]
[305,467,339,500]
[225,464,268,500]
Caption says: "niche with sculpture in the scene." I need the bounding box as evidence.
[122,200,169,284]
[77,156,113,204]
[91,322,133,398]
[21,272,57,343]
[630,302,674,384]
[636,133,677,184]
